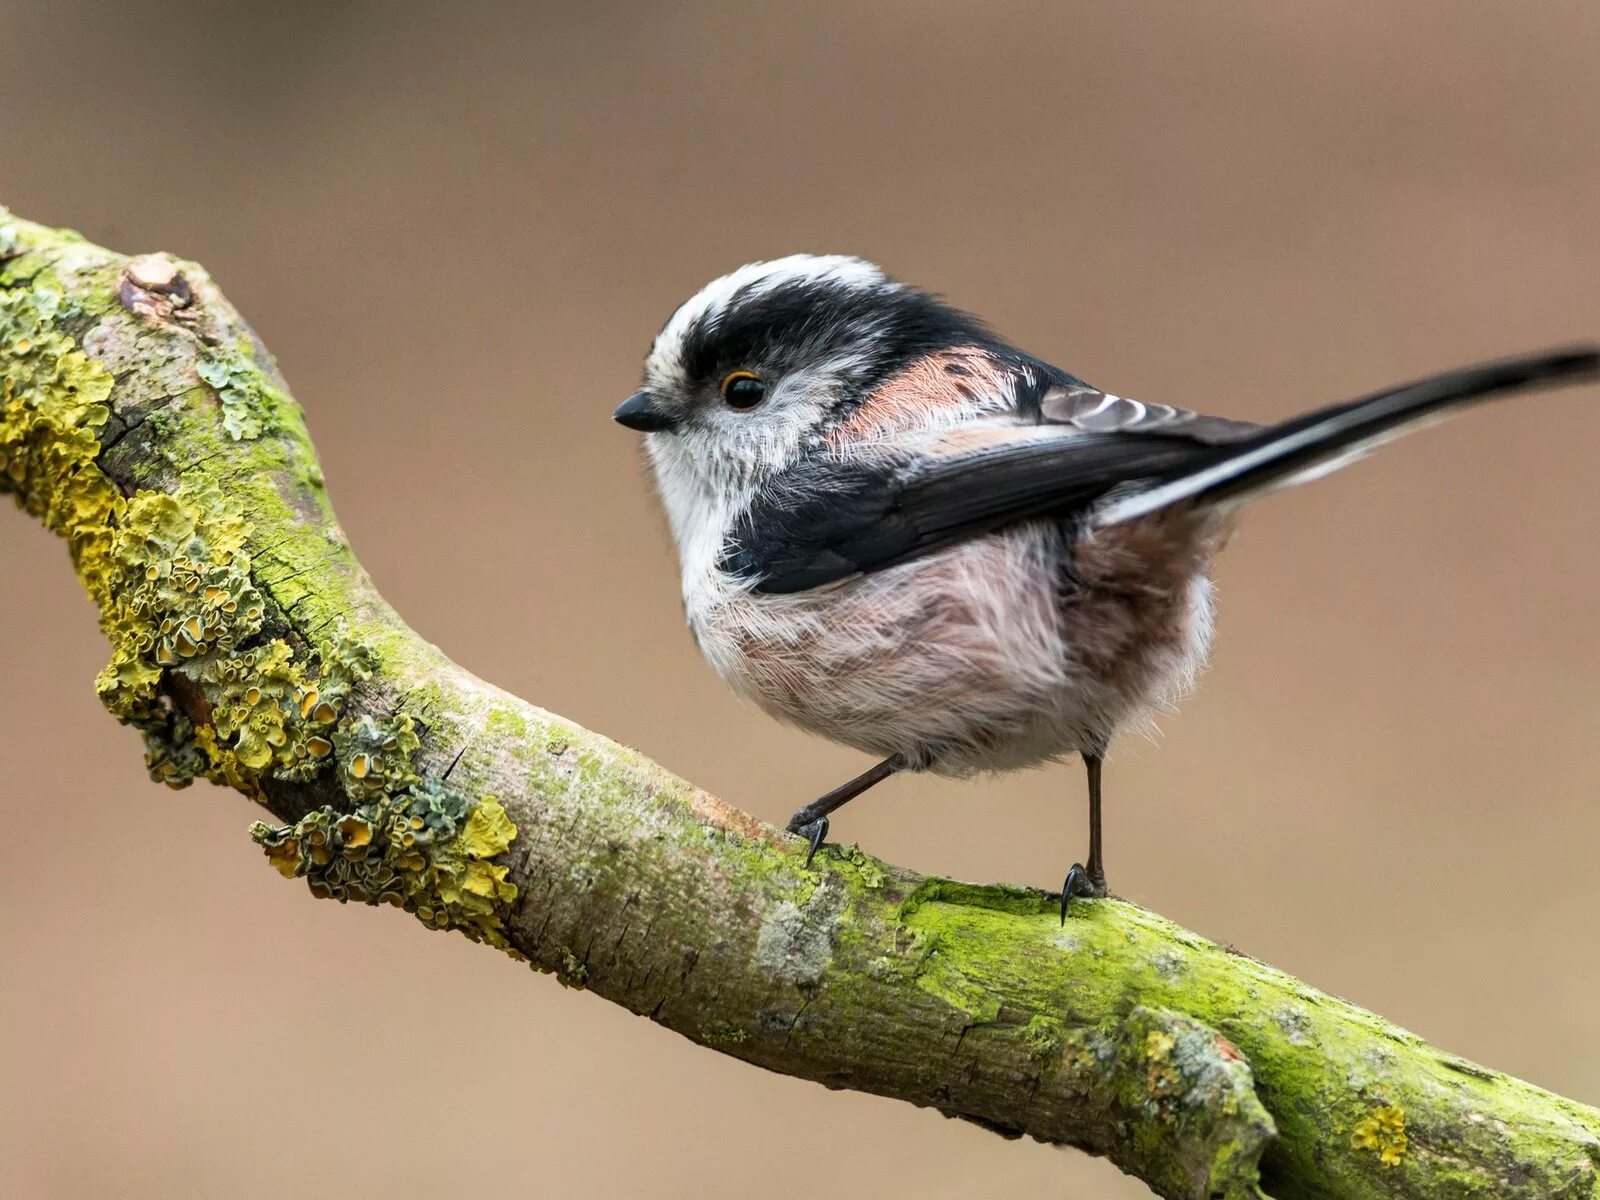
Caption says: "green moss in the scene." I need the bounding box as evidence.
[557,948,589,989]
[835,843,887,889]
[1023,1014,1063,1065]
[910,937,1003,1024]
[900,876,1057,921]
[702,1019,750,1045]
[484,705,531,743]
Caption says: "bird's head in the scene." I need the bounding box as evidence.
[616,255,994,490]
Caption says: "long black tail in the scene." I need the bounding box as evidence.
[1098,346,1600,525]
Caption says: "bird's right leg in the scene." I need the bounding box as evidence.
[1061,749,1108,921]
[786,754,904,867]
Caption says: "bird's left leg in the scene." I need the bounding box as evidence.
[785,754,904,867]
[1061,749,1108,921]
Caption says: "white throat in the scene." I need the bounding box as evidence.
[645,434,753,605]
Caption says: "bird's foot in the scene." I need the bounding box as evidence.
[1059,862,1107,923]
[786,814,830,868]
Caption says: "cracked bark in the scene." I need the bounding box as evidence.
[4,206,1599,1200]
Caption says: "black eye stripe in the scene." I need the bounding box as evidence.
[680,278,996,393]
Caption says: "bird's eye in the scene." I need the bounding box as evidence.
[720,370,767,410]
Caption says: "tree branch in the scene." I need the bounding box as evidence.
[3,205,1596,1200]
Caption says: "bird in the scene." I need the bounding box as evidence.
[613,254,1598,919]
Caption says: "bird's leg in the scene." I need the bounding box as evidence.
[1061,749,1108,921]
[786,754,904,867]
[1084,751,1106,890]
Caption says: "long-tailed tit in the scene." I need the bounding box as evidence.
[614,255,1597,917]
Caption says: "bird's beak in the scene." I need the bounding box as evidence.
[613,390,678,433]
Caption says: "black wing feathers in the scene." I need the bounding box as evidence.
[720,465,902,594]
[722,434,1206,593]
[723,347,1599,595]
[1141,347,1599,514]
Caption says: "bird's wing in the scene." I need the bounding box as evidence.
[1034,382,1258,442]
[722,348,1599,595]
[721,381,1255,594]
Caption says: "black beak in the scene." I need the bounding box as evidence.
[613,390,678,433]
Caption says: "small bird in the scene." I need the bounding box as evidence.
[614,255,1597,917]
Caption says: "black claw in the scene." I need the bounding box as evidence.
[1059,863,1106,923]
[793,816,829,868]
[780,757,900,871]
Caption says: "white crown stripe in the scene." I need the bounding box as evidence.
[647,255,887,386]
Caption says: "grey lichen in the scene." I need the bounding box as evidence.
[196,341,283,441]
[1274,1004,1312,1047]
[1114,1006,1275,1200]
[755,885,843,986]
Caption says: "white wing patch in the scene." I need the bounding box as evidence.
[1041,384,1193,433]
[1092,398,1460,527]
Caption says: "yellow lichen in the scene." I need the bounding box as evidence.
[2,217,360,795]
[335,713,421,798]
[90,480,264,728]
[6,213,521,955]
[190,635,372,790]
[1144,1028,1181,1098]
[461,797,517,859]
[250,769,522,952]
[1351,1105,1407,1167]
[0,262,123,601]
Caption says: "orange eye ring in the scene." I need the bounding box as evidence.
[719,370,767,409]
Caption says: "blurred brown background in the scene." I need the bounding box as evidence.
[3,2,1598,1197]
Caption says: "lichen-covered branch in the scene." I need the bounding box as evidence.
[3,206,1597,1200]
